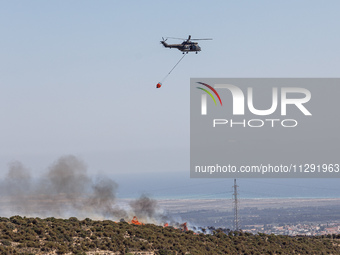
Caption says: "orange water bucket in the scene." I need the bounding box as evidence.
[156,82,162,88]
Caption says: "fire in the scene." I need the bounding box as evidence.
[180,222,188,232]
[127,217,189,232]
[130,216,144,225]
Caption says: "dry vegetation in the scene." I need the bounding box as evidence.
[1,216,340,254]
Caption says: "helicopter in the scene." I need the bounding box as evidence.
[160,35,212,54]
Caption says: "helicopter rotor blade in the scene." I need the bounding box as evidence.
[190,38,213,41]
[162,36,212,41]
[166,37,187,40]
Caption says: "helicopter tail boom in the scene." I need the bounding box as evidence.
[161,40,169,48]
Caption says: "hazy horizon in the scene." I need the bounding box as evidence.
[1,1,339,204]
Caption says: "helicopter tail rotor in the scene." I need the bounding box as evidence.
[160,38,169,48]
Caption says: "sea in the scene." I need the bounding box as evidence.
[111,171,340,200]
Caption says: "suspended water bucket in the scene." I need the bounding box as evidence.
[156,82,162,88]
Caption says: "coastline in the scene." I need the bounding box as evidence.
[155,197,340,212]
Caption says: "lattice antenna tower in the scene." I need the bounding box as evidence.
[232,179,240,231]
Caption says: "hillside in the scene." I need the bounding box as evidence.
[1,216,340,254]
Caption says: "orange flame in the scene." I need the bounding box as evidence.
[130,216,144,225]
[180,222,188,232]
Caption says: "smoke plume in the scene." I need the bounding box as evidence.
[0,155,168,224]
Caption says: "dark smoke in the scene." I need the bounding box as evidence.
[0,155,168,223]
[87,178,118,208]
[84,178,128,219]
[130,194,158,219]
[45,155,91,198]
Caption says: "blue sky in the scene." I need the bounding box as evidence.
[0,1,339,196]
